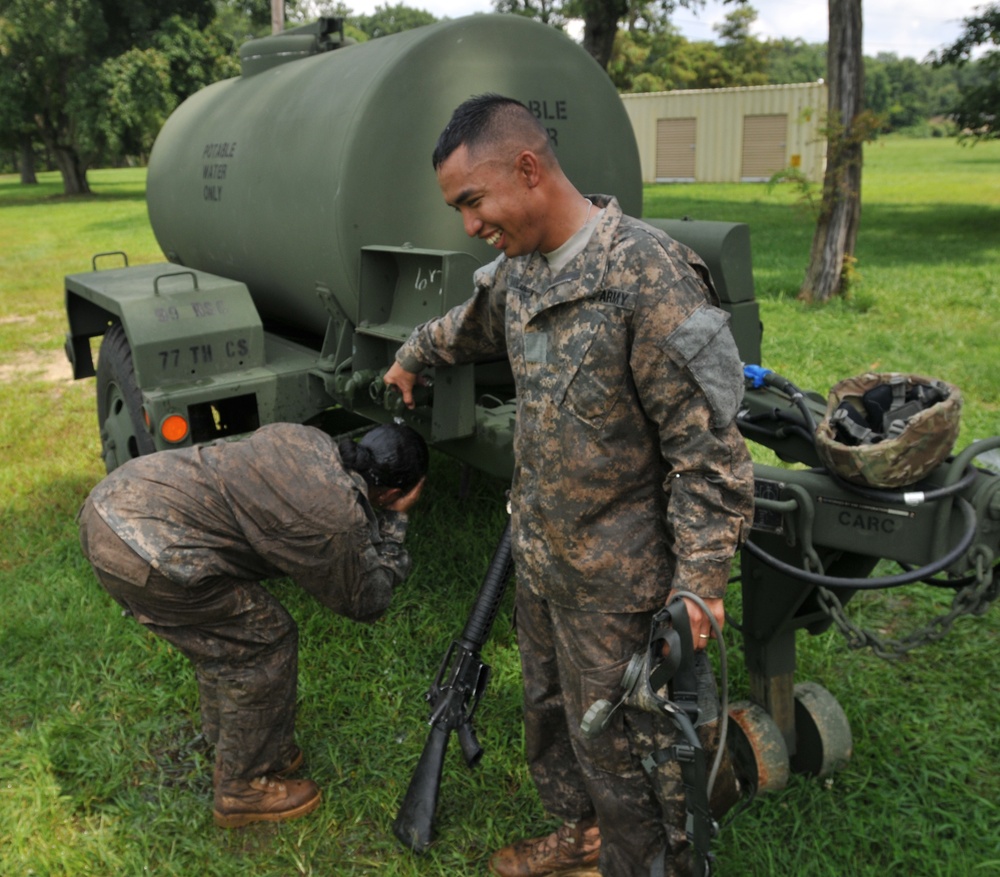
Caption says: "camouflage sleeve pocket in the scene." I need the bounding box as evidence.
[665,304,744,428]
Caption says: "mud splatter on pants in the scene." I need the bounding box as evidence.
[79,500,299,783]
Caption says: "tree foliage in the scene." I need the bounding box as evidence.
[0,9,37,181]
[610,5,773,91]
[494,0,569,29]
[931,2,1000,140]
[212,0,274,48]
[864,54,934,131]
[766,37,826,83]
[713,3,769,84]
[80,17,240,162]
[494,0,704,69]
[0,0,234,194]
[353,3,436,39]
[601,1,983,140]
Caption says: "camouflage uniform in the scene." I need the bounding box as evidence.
[395,196,754,876]
[78,422,412,784]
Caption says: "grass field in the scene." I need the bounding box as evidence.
[1,136,998,876]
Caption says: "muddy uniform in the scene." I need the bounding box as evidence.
[396,196,754,876]
[78,422,412,783]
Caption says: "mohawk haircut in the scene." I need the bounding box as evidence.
[432,93,553,170]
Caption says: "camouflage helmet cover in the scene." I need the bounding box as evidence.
[815,372,962,488]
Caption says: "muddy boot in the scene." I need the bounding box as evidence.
[489,816,601,877]
[213,775,321,828]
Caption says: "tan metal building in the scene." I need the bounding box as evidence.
[620,82,828,184]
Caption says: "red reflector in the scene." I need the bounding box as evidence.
[161,414,189,443]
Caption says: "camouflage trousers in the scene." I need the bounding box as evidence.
[78,500,299,784]
[515,586,731,877]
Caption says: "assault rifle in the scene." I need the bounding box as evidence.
[393,517,514,852]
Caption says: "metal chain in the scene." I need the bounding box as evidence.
[815,557,999,660]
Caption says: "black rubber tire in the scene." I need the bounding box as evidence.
[95,323,155,472]
[789,682,853,777]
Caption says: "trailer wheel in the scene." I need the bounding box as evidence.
[790,682,853,777]
[727,700,790,795]
[96,323,155,472]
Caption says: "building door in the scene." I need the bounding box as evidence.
[741,114,787,180]
[655,117,696,181]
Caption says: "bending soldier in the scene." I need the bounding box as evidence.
[78,421,427,828]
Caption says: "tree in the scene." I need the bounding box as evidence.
[932,2,1000,140]
[0,0,217,195]
[80,17,240,164]
[494,0,569,29]
[798,0,876,303]
[211,0,274,49]
[713,4,769,85]
[864,54,933,132]
[495,0,704,70]
[0,24,39,183]
[610,6,774,94]
[611,17,716,92]
[572,0,631,68]
[354,3,436,39]
[766,37,826,84]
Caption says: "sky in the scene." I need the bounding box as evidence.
[345,0,983,61]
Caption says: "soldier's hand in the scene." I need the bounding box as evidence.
[386,477,426,513]
[667,592,724,652]
[384,362,420,409]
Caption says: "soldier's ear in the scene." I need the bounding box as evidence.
[514,149,542,189]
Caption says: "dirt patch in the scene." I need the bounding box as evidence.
[0,309,62,325]
[0,348,75,383]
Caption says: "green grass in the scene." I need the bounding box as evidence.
[1,138,999,876]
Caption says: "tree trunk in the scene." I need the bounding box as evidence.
[19,135,37,185]
[36,113,92,195]
[798,0,864,303]
[579,0,628,69]
[53,145,91,195]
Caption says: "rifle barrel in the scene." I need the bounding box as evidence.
[460,520,513,647]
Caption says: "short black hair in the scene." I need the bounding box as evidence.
[432,93,552,170]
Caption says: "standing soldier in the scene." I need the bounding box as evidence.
[385,94,754,876]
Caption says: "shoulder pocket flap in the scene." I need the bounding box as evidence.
[665,305,744,428]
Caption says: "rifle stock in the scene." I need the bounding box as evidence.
[392,518,514,852]
[393,722,449,851]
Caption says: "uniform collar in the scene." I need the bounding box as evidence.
[510,195,622,316]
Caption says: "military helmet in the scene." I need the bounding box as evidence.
[814,372,962,488]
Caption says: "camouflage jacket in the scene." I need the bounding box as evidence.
[86,423,411,622]
[396,196,753,612]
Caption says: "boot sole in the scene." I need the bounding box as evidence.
[213,789,322,829]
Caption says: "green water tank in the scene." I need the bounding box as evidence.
[146,15,642,339]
